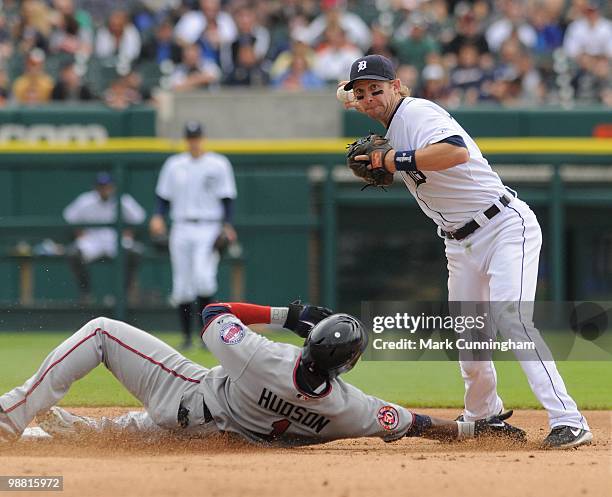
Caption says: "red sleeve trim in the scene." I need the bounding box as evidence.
[217,302,272,325]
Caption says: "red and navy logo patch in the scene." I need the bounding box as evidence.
[377,405,399,431]
[219,321,245,345]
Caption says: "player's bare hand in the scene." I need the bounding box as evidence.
[223,223,237,243]
[149,215,167,238]
[336,81,361,111]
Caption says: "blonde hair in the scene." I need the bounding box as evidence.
[399,83,412,97]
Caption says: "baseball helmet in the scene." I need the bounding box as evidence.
[301,314,368,379]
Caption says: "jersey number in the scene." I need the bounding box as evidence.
[407,170,427,187]
[270,419,291,437]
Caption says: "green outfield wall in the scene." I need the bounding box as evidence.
[1,137,611,331]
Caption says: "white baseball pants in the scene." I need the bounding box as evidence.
[445,197,589,430]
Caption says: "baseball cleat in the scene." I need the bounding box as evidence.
[474,410,527,442]
[36,407,96,437]
[0,407,19,442]
[542,426,593,449]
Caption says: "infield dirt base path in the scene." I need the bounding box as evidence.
[1,409,609,497]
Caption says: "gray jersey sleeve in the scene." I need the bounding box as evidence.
[201,313,269,381]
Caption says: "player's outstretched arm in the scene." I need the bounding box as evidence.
[201,301,332,337]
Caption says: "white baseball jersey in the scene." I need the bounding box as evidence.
[63,191,146,261]
[155,152,237,222]
[200,313,413,444]
[386,98,508,230]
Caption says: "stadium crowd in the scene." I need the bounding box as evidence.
[0,0,610,108]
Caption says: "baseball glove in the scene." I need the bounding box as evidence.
[346,133,394,188]
[213,231,230,256]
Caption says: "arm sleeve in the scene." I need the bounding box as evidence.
[155,195,170,216]
[325,381,414,442]
[217,158,237,199]
[120,195,146,224]
[63,195,85,223]
[410,104,464,149]
[155,158,174,201]
[202,302,288,329]
[221,198,234,224]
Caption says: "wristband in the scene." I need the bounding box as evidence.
[394,150,417,172]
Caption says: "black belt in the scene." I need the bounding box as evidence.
[177,398,214,428]
[440,195,511,241]
[181,219,219,223]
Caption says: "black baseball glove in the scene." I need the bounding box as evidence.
[284,300,334,338]
[346,133,395,188]
[474,410,527,442]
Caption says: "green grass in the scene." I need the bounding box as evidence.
[0,331,610,409]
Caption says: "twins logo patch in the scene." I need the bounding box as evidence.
[219,321,245,345]
[377,405,399,431]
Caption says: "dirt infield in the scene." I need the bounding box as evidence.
[1,409,609,497]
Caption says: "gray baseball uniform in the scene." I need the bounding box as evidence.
[0,307,413,444]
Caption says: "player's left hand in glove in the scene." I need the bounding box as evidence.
[346,133,395,188]
[284,300,334,338]
[474,410,527,442]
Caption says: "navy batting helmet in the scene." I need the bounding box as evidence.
[301,314,368,379]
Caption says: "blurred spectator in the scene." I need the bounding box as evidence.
[51,61,95,101]
[12,48,54,104]
[396,64,419,93]
[302,0,371,51]
[95,10,142,65]
[0,67,10,106]
[0,15,14,62]
[529,0,564,55]
[563,0,612,60]
[392,13,440,72]
[269,34,315,81]
[272,52,324,90]
[174,0,237,47]
[139,18,183,65]
[485,0,537,52]
[313,25,362,83]
[14,0,53,54]
[169,43,221,91]
[103,71,144,109]
[444,7,489,57]
[417,63,456,107]
[365,23,397,63]
[449,42,488,104]
[230,5,270,63]
[48,0,93,58]
[224,35,269,86]
[572,55,612,105]
[265,0,319,58]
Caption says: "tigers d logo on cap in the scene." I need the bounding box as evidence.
[344,55,396,90]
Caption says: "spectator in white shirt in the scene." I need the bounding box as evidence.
[313,25,363,83]
[95,10,142,65]
[174,0,237,47]
[169,43,221,91]
[485,0,537,52]
[563,0,612,60]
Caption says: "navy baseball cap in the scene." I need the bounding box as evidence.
[344,55,396,90]
[95,172,114,185]
[184,121,204,138]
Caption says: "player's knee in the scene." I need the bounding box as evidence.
[85,316,111,332]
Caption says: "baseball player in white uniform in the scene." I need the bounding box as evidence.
[149,121,237,349]
[63,172,146,302]
[340,54,592,449]
[0,301,524,445]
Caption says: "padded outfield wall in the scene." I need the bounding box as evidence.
[0,105,611,330]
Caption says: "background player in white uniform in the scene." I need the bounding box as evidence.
[341,54,592,449]
[0,301,523,445]
[63,172,146,303]
[149,121,237,349]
